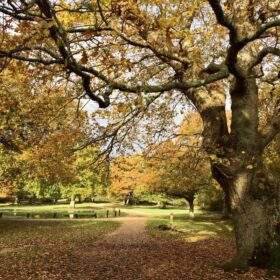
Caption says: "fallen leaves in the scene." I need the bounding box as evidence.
[0,218,276,280]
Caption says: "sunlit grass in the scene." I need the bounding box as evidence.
[118,205,192,216]
[146,212,234,242]
[0,203,124,218]
[0,202,100,211]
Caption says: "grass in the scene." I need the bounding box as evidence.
[0,219,120,262]
[0,219,120,247]
[146,212,234,242]
[0,202,124,219]
[118,205,191,216]
[0,202,190,218]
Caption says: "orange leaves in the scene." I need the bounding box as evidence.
[109,155,146,197]
[80,51,88,64]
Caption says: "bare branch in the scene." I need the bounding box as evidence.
[241,19,280,45]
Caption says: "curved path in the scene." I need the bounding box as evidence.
[63,212,237,280]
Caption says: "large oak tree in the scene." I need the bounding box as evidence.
[0,0,280,271]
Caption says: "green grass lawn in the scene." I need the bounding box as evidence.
[0,202,124,219]
[146,212,234,241]
[0,202,191,218]
[118,205,191,216]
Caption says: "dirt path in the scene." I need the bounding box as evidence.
[69,212,267,280]
[61,214,224,280]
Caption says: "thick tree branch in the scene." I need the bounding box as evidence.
[260,115,280,148]
[208,0,238,43]
[66,27,113,33]
[249,47,280,69]
[0,50,63,65]
[1,0,228,108]
[81,64,229,94]
[0,6,34,20]
[1,46,61,60]
[209,1,280,78]
[241,19,280,45]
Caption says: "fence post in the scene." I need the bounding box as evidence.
[118,209,121,216]
[114,210,117,217]
[106,210,109,218]
[27,213,30,219]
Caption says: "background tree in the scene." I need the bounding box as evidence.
[144,113,211,216]
[73,146,109,202]
[109,155,145,204]
[0,62,89,203]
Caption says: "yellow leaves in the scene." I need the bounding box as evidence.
[117,103,127,113]
[0,62,88,188]
[156,18,176,30]
[209,154,218,161]
[182,37,193,51]
[148,31,160,42]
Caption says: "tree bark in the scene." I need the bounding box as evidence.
[70,195,76,208]
[158,201,167,209]
[222,193,231,219]
[188,76,280,272]
[214,166,280,272]
[14,196,19,205]
[208,77,280,272]
[185,197,195,218]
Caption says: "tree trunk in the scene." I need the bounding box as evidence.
[222,193,231,219]
[70,195,75,208]
[213,159,280,272]
[233,171,279,271]
[193,76,280,272]
[186,197,195,218]
[14,196,19,205]
[158,201,167,209]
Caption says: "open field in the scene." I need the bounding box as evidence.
[0,203,124,219]
[0,202,193,219]
[118,205,191,216]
